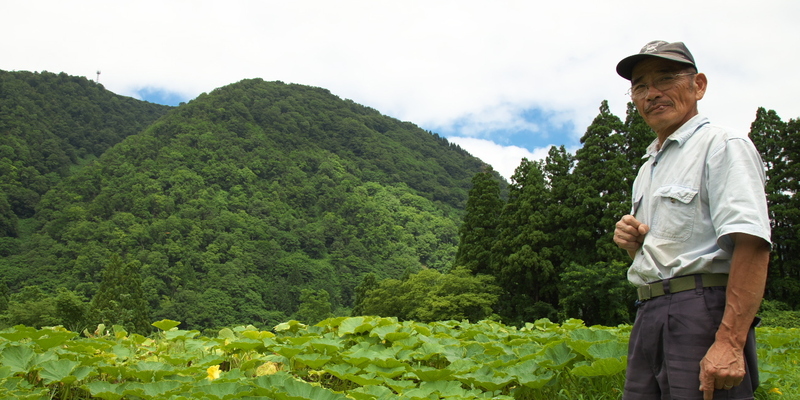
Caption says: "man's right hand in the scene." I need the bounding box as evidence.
[614,215,649,259]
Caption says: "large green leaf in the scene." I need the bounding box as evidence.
[504,358,555,389]
[761,331,797,348]
[222,338,263,352]
[536,341,577,370]
[253,372,348,400]
[273,320,308,334]
[411,341,446,361]
[323,362,362,380]
[364,362,407,379]
[337,317,374,336]
[409,365,454,381]
[0,345,35,373]
[347,384,394,400]
[38,359,79,384]
[128,361,177,381]
[294,353,332,369]
[152,319,182,331]
[83,381,124,400]
[121,381,184,398]
[567,328,616,358]
[509,340,542,359]
[587,340,628,360]
[569,327,616,343]
[570,357,627,377]
[240,329,276,341]
[0,326,40,342]
[345,371,385,386]
[368,324,398,341]
[381,377,416,392]
[191,381,252,399]
[455,365,514,391]
[275,344,304,359]
[342,343,398,367]
[164,329,201,341]
[217,328,236,340]
[305,337,343,354]
[415,380,474,398]
[32,330,78,350]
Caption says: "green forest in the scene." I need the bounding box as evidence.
[1,69,798,335]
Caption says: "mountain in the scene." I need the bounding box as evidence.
[0,74,496,329]
[0,70,171,238]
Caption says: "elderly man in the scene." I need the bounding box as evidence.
[613,41,771,400]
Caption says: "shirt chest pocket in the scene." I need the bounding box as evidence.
[650,185,698,242]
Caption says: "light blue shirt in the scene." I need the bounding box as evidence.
[628,114,771,286]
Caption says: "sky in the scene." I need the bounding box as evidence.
[2,0,798,180]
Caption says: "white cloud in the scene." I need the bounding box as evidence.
[2,0,798,176]
[446,137,552,181]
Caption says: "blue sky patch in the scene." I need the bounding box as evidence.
[136,88,189,106]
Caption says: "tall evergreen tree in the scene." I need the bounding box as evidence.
[454,166,504,275]
[87,256,151,334]
[622,102,654,177]
[554,101,636,324]
[781,117,800,306]
[750,108,800,307]
[569,100,630,265]
[542,145,576,272]
[492,159,557,323]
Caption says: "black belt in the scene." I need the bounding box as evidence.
[637,274,728,301]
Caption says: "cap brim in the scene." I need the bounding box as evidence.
[616,54,696,80]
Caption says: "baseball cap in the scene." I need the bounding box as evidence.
[616,40,696,80]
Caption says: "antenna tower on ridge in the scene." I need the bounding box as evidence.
[96,70,101,83]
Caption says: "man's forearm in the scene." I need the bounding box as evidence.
[715,233,770,347]
[699,233,770,397]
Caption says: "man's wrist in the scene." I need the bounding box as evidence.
[714,320,748,350]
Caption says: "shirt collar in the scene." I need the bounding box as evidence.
[644,114,710,157]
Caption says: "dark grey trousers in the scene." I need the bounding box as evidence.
[623,281,759,400]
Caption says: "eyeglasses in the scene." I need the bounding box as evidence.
[626,72,696,99]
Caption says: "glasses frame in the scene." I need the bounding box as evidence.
[626,72,696,99]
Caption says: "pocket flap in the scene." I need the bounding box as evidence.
[654,185,698,204]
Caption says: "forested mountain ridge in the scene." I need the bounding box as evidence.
[4,70,797,334]
[0,74,497,331]
[0,70,172,239]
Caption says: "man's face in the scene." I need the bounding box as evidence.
[630,58,707,137]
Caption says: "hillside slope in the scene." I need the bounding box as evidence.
[0,70,171,238]
[2,78,495,329]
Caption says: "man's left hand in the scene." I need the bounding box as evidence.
[699,340,746,400]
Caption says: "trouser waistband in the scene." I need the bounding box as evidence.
[636,273,728,301]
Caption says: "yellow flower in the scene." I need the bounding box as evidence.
[256,361,282,376]
[768,387,783,395]
[207,365,221,381]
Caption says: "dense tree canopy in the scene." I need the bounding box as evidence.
[453,166,504,276]
[0,70,170,237]
[451,104,799,327]
[750,108,800,308]
[0,74,488,330]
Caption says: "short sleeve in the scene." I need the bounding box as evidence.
[706,136,771,253]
